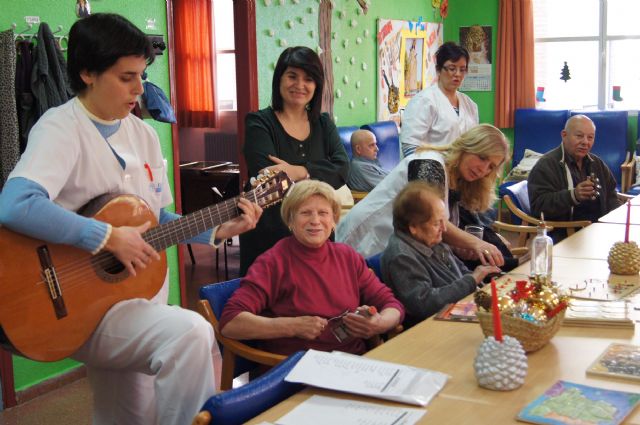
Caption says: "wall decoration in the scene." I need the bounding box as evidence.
[377,18,442,122]
[75,0,91,18]
[459,25,492,91]
[399,29,427,104]
[560,61,571,82]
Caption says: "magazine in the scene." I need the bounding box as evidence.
[587,343,640,382]
[517,380,640,425]
[434,301,478,323]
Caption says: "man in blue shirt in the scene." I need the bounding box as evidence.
[347,129,389,191]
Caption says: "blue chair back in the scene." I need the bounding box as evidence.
[513,109,570,165]
[365,253,383,281]
[199,278,260,379]
[200,351,306,425]
[337,126,358,159]
[569,110,628,184]
[360,121,400,171]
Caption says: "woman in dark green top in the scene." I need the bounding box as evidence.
[240,46,349,274]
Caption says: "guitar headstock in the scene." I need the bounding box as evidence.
[246,171,293,209]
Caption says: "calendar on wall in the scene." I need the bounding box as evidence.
[459,25,492,92]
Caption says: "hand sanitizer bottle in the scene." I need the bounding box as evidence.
[530,219,553,281]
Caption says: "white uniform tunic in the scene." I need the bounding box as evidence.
[400,84,478,152]
[10,98,217,425]
[336,150,450,258]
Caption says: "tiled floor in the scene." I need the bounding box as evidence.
[0,242,240,425]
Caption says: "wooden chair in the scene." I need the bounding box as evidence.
[501,194,590,238]
[197,279,286,391]
[191,351,306,425]
[621,151,636,194]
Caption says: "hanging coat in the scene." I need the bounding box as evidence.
[0,29,20,188]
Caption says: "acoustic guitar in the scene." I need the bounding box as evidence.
[0,172,292,362]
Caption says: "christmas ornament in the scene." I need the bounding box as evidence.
[608,241,640,275]
[560,62,571,82]
[536,86,546,102]
[474,335,528,391]
[612,85,623,102]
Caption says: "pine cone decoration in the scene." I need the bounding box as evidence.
[474,335,528,391]
[474,290,492,311]
[607,241,640,275]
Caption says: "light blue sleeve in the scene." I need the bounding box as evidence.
[0,177,108,253]
[159,209,215,245]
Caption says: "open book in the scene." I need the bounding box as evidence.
[285,350,449,407]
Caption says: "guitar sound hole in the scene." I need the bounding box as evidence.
[92,254,128,283]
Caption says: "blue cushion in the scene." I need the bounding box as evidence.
[360,121,400,172]
[365,253,383,281]
[513,109,570,165]
[337,126,359,159]
[569,110,628,184]
[200,351,306,425]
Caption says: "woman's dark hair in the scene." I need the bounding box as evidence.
[435,41,469,72]
[271,46,324,120]
[67,13,155,93]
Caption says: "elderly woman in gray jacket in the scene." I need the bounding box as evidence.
[381,181,500,328]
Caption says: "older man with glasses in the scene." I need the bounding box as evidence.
[400,41,478,157]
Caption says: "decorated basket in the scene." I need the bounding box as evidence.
[477,309,565,353]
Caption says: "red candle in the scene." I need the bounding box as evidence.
[624,201,631,243]
[490,278,503,342]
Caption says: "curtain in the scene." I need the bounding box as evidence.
[174,0,217,128]
[494,0,535,128]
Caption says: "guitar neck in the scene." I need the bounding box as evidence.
[142,195,241,252]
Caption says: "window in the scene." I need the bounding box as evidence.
[533,0,640,110]
[213,0,237,111]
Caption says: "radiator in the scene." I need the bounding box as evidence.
[204,132,239,162]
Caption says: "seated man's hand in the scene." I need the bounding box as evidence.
[574,179,597,202]
[291,316,328,340]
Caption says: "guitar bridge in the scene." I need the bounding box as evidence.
[37,245,68,319]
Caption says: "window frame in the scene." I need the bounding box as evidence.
[534,0,640,110]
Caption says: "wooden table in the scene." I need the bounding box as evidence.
[248,261,639,424]
[553,222,640,260]
[599,195,640,225]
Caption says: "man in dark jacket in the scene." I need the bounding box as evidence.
[528,114,622,241]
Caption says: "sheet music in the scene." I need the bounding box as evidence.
[275,395,426,425]
[285,350,448,406]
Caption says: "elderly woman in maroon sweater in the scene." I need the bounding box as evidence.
[219,180,404,355]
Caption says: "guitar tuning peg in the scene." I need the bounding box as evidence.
[249,177,257,186]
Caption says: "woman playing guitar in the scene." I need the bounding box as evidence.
[0,13,262,425]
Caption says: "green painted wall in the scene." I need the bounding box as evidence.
[256,0,438,127]
[1,0,177,391]
[444,0,498,126]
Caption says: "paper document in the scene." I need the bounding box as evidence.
[285,350,448,406]
[275,395,426,425]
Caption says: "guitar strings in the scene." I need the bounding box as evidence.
[30,184,277,293]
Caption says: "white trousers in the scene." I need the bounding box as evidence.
[73,281,218,425]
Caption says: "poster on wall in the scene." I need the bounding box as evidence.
[377,19,442,123]
[459,25,492,91]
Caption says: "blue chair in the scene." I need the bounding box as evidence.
[365,253,383,281]
[198,279,286,391]
[569,110,629,188]
[337,125,359,159]
[512,109,570,165]
[194,351,306,425]
[360,121,401,172]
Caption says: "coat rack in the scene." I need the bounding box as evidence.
[10,23,69,50]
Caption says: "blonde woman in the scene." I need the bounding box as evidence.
[337,124,509,265]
